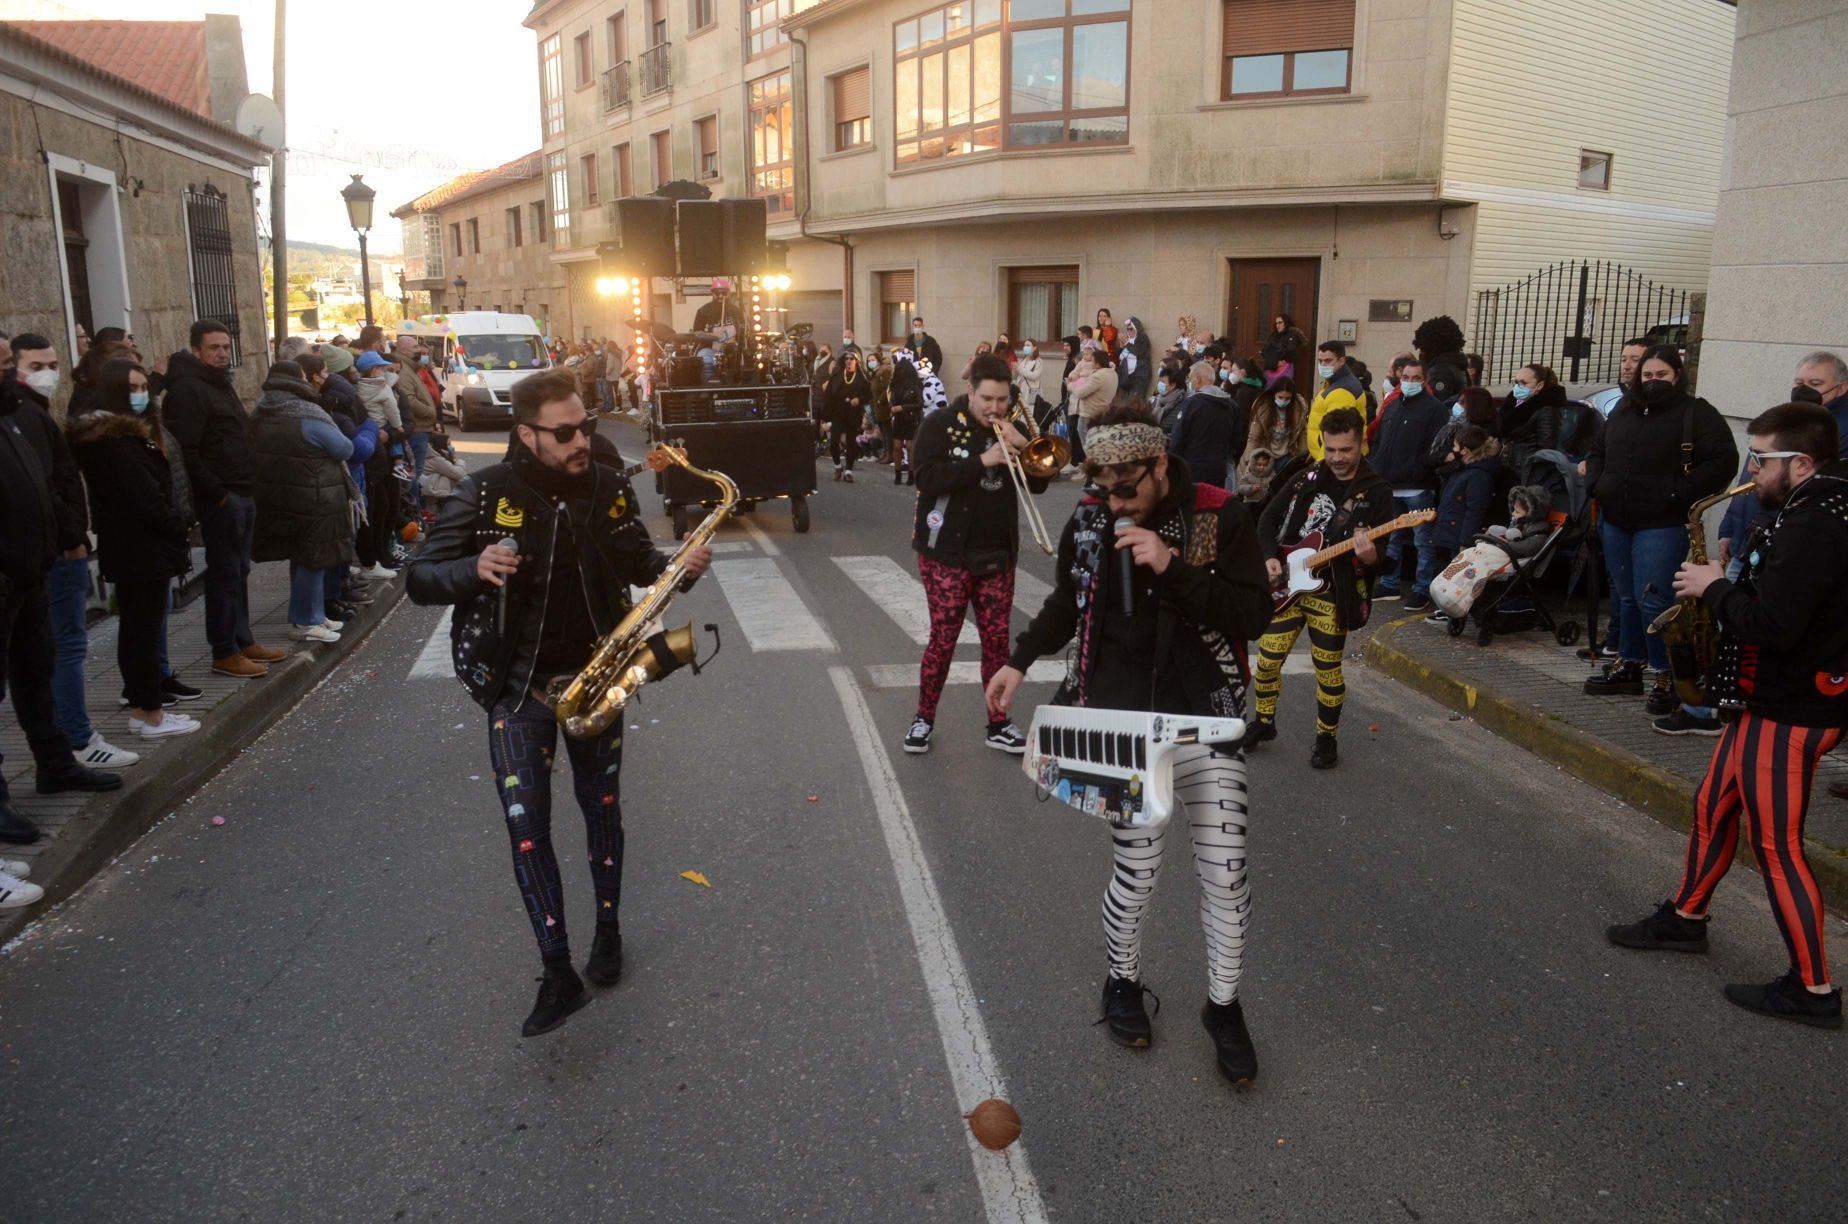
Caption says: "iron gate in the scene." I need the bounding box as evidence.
[1472,260,1690,386]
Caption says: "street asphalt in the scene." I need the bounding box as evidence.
[2,417,1843,1222]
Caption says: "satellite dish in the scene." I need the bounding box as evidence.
[234,94,284,148]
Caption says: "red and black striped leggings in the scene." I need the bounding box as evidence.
[1674,712,1844,988]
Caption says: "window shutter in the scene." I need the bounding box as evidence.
[881,270,916,303]
[835,67,871,123]
[1222,0,1355,57]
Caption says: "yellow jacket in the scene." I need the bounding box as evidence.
[1307,364,1369,459]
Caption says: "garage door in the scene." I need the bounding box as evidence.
[781,290,842,347]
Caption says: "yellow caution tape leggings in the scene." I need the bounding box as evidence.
[1252,593,1347,737]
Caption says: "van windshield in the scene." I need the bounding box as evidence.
[455,334,550,371]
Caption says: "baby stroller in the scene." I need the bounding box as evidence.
[1444,450,1587,648]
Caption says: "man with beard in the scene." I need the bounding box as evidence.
[1607,403,1848,1029]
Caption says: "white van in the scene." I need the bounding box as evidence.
[398,312,553,430]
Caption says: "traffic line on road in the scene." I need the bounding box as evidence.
[711,558,836,652]
[735,514,781,556]
[707,540,755,554]
[863,660,1066,689]
[833,556,978,646]
[827,666,1048,1224]
[407,609,453,680]
[1011,569,1051,616]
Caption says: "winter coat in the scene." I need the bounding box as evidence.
[1247,393,1309,462]
[250,373,357,571]
[158,426,195,532]
[870,362,895,427]
[1117,317,1154,399]
[0,383,59,585]
[1154,383,1187,437]
[1496,384,1568,473]
[160,349,253,510]
[1371,389,1451,489]
[1307,363,1368,461]
[356,374,405,435]
[1260,327,1307,375]
[1170,385,1237,489]
[1433,456,1505,552]
[826,367,872,431]
[395,354,440,431]
[64,411,190,584]
[907,332,945,376]
[422,447,469,501]
[1068,366,1119,423]
[911,395,1049,565]
[1583,384,1738,532]
[1013,354,1044,410]
[3,383,89,549]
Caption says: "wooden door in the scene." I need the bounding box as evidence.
[1226,258,1318,365]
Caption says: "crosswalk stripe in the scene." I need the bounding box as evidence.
[833,556,978,646]
[864,659,1066,689]
[712,558,836,652]
[408,609,453,679]
[1012,569,1051,616]
[708,540,755,554]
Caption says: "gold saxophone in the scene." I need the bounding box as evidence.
[552,445,737,739]
[1647,481,1755,706]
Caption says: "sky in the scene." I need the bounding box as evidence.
[3,0,542,253]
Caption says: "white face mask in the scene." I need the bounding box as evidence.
[23,368,60,397]
[1316,363,1336,380]
[1274,397,1291,409]
[382,371,400,388]
[1022,344,1035,356]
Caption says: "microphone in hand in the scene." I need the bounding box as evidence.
[495,536,517,637]
[1114,516,1137,617]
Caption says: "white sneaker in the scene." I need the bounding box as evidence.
[2,858,30,879]
[321,617,346,632]
[0,869,44,910]
[291,623,341,643]
[75,731,140,769]
[129,712,201,739]
[360,563,397,581]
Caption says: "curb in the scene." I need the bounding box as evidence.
[1364,615,1848,916]
[1,579,406,947]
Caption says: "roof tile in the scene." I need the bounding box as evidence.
[12,20,210,119]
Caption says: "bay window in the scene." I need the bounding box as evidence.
[749,71,795,213]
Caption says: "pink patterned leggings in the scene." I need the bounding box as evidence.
[916,555,1016,724]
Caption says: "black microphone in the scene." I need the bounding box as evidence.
[1115,516,1137,617]
[494,536,516,636]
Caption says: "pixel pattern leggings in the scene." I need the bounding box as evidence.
[915,555,1015,723]
[1252,593,1347,735]
[488,694,625,962]
[1674,712,1844,988]
[1102,744,1251,1004]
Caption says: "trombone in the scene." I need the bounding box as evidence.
[997,397,1070,555]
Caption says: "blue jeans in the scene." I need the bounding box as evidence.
[409,431,431,503]
[200,493,256,659]
[1599,520,1686,672]
[1379,491,1439,597]
[596,378,615,415]
[47,555,93,745]
[289,562,329,627]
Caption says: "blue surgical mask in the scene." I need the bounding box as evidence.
[1157,381,1169,395]
[128,391,151,414]
[1316,363,1335,380]
[419,354,431,366]
[1022,344,1035,356]
[1451,401,1465,420]
[1217,367,1230,381]
[1511,383,1532,401]
[1400,380,1424,398]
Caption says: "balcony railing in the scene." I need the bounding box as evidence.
[603,60,631,111]
[641,42,672,98]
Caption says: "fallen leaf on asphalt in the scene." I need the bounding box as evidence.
[807,794,819,802]
[1368,724,1379,732]
[211,816,225,827]
[680,870,712,888]
[365,670,378,679]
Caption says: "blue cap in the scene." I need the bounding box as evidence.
[355,351,391,372]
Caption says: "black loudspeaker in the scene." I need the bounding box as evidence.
[668,355,706,387]
[722,198,768,276]
[615,197,676,274]
[675,201,728,277]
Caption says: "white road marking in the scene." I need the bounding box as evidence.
[1011,569,1052,616]
[827,666,1047,1224]
[708,540,755,554]
[407,609,453,679]
[864,660,1066,689]
[711,558,836,652]
[834,555,977,646]
[736,515,781,556]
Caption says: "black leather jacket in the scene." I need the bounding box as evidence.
[406,446,671,711]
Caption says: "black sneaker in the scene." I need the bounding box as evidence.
[1200,998,1258,1085]
[1310,733,1338,770]
[1424,610,1451,626]
[1722,971,1843,1029]
[1098,975,1159,1048]
[1576,642,1621,662]
[160,675,204,701]
[1653,708,1722,737]
[0,800,42,846]
[1240,719,1276,752]
[340,586,377,606]
[1645,672,1680,716]
[1584,660,1644,696]
[902,717,933,755]
[1606,899,1709,953]
[36,765,124,795]
[119,690,179,708]
[985,721,1028,754]
[521,964,589,1037]
[1373,586,1402,603]
[327,601,361,623]
[586,924,623,987]
[1404,592,1432,612]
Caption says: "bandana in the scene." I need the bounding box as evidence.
[1084,422,1165,467]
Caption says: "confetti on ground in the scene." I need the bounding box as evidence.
[1368,724,1379,732]
[469,775,481,781]
[680,870,711,888]
[807,794,819,803]
[210,816,225,827]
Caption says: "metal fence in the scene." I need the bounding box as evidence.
[641,43,672,98]
[1472,260,1691,387]
[604,61,631,110]
[183,184,242,366]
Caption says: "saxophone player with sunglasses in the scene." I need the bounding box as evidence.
[409,370,711,1037]
[1607,403,1848,1029]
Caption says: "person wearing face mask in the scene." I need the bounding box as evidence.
[1240,377,1309,503]
[1581,346,1737,718]
[839,328,862,360]
[1152,360,1188,436]
[906,316,944,376]
[65,359,198,739]
[1717,352,1848,585]
[1170,360,1238,490]
[1496,363,1568,476]
[1065,345,1119,468]
[1012,339,1044,423]
[1367,358,1450,611]
[1306,341,1369,461]
[354,350,407,578]
[392,337,439,505]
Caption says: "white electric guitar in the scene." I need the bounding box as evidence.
[1271,509,1435,615]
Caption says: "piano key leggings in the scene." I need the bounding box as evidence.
[1102,744,1250,1005]
[488,695,626,963]
[916,556,1015,723]
[1252,593,1347,736]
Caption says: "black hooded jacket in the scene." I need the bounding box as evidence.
[1583,383,1737,532]
[161,349,254,509]
[65,410,190,584]
[0,380,58,586]
[1496,383,1569,472]
[4,379,89,550]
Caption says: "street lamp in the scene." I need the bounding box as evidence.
[454,275,468,311]
[341,174,377,326]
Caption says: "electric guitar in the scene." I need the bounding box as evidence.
[1270,509,1436,614]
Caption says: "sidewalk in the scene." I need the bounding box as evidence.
[2,559,403,945]
[1366,613,1848,911]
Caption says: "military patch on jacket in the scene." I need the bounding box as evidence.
[494,497,523,528]
[608,493,629,520]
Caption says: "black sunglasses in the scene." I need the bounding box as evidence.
[1085,463,1153,501]
[526,416,599,444]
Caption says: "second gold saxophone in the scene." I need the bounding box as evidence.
[552,445,737,739]
[1646,481,1755,707]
